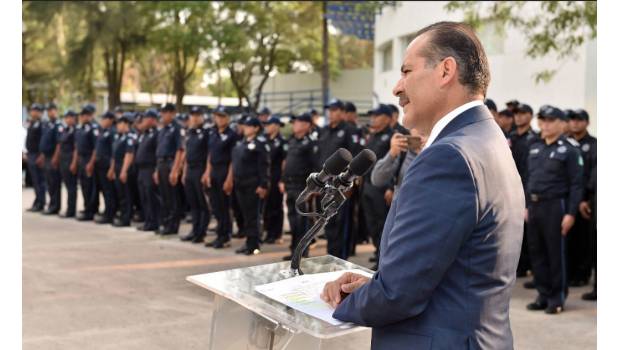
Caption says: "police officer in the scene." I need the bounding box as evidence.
[387,103,409,135]
[25,103,46,212]
[526,106,583,314]
[509,103,540,278]
[262,116,287,244]
[318,98,358,259]
[134,109,160,232]
[39,103,62,215]
[93,111,117,224]
[231,117,270,255]
[361,104,394,268]
[181,106,210,243]
[484,98,499,121]
[230,115,246,238]
[566,108,597,287]
[110,112,137,227]
[204,106,238,248]
[155,103,185,235]
[496,109,514,138]
[309,108,321,140]
[128,115,144,223]
[280,113,319,260]
[56,110,79,218]
[75,105,99,221]
[257,107,271,125]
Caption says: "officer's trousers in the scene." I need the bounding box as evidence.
[95,160,116,220]
[285,184,309,255]
[59,155,77,216]
[231,185,244,234]
[114,167,133,224]
[264,178,284,239]
[527,198,567,307]
[26,153,46,209]
[157,159,182,231]
[137,165,160,230]
[78,156,97,217]
[44,157,62,212]
[517,223,531,275]
[128,166,142,219]
[567,214,592,284]
[184,165,210,238]
[234,180,262,248]
[208,166,232,240]
[361,182,390,259]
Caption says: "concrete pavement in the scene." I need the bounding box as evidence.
[22,188,596,349]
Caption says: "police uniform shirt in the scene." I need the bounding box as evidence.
[95,127,116,164]
[208,126,238,166]
[267,133,287,181]
[364,127,393,183]
[156,122,184,159]
[231,136,270,188]
[282,133,319,182]
[185,125,209,167]
[58,123,76,156]
[527,136,584,215]
[25,119,42,154]
[509,127,540,189]
[134,127,158,166]
[346,121,366,155]
[112,132,137,171]
[575,133,597,198]
[75,122,99,158]
[39,119,61,158]
[317,122,356,165]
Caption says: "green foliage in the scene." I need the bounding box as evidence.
[446,1,597,83]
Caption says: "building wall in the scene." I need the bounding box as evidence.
[374,1,597,135]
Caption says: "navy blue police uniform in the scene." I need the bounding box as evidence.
[57,110,78,217]
[39,108,62,214]
[231,117,270,255]
[111,112,137,227]
[94,112,117,223]
[75,106,99,220]
[134,110,160,231]
[25,104,46,211]
[526,106,583,313]
[263,117,287,243]
[156,114,185,234]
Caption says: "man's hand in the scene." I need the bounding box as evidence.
[561,214,575,236]
[389,133,408,158]
[201,173,212,188]
[223,178,233,195]
[153,171,159,185]
[51,156,59,169]
[256,186,268,199]
[106,167,115,181]
[384,189,394,206]
[70,161,77,175]
[169,170,179,186]
[278,181,285,194]
[579,201,592,220]
[119,171,128,184]
[85,161,94,177]
[320,272,370,308]
[35,154,44,168]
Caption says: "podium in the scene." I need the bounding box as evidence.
[187,255,372,350]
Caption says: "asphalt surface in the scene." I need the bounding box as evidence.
[22,188,596,349]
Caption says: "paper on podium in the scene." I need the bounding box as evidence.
[254,269,374,326]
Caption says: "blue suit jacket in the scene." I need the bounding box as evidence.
[333,105,524,350]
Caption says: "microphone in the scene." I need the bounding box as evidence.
[331,149,377,189]
[296,148,352,204]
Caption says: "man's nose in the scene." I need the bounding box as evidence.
[392,77,404,97]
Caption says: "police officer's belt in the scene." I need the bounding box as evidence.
[529,193,566,203]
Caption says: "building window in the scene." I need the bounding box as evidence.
[381,42,393,72]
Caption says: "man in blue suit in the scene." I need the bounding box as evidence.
[322,22,524,349]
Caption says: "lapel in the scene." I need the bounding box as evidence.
[434,105,492,144]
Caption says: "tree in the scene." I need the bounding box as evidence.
[446,1,597,83]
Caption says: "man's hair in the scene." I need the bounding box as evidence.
[415,21,490,96]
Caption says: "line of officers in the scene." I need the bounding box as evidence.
[486,99,597,314]
[23,99,409,265]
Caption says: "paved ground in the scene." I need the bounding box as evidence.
[22,188,596,349]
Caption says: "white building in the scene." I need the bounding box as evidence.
[374,1,597,134]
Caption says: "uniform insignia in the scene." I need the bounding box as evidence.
[302,139,309,146]
[127,139,133,146]
[33,121,40,128]
[221,134,228,141]
[274,139,280,147]
[283,144,289,151]
[85,124,91,132]
[103,131,109,137]
[248,142,256,150]
[566,137,579,147]
[93,129,99,136]
[265,144,271,152]
[352,135,359,143]
[557,146,567,154]
[337,130,345,138]
[530,148,540,155]
[310,131,318,141]
[198,134,203,139]
[312,145,318,153]
[360,139,366,146]
[381,134,389,142]
[582,144,590,152]
[180,129,186,136]
[550,151,555,158]
[58,126,64,133]
[578,155,584,166]
[257,135,266,142]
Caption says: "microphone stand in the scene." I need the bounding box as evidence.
[287,181,351,276]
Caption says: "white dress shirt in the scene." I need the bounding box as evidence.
[423,100,484,150]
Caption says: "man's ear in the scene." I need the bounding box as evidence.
[438,57,458,87]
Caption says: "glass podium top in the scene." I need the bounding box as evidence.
[187,255,373,339]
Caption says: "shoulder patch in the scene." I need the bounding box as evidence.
[581,143,590,152]
[337,129,345,138]
[567,137,580,147]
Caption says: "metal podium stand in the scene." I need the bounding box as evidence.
[187,255,372,350]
